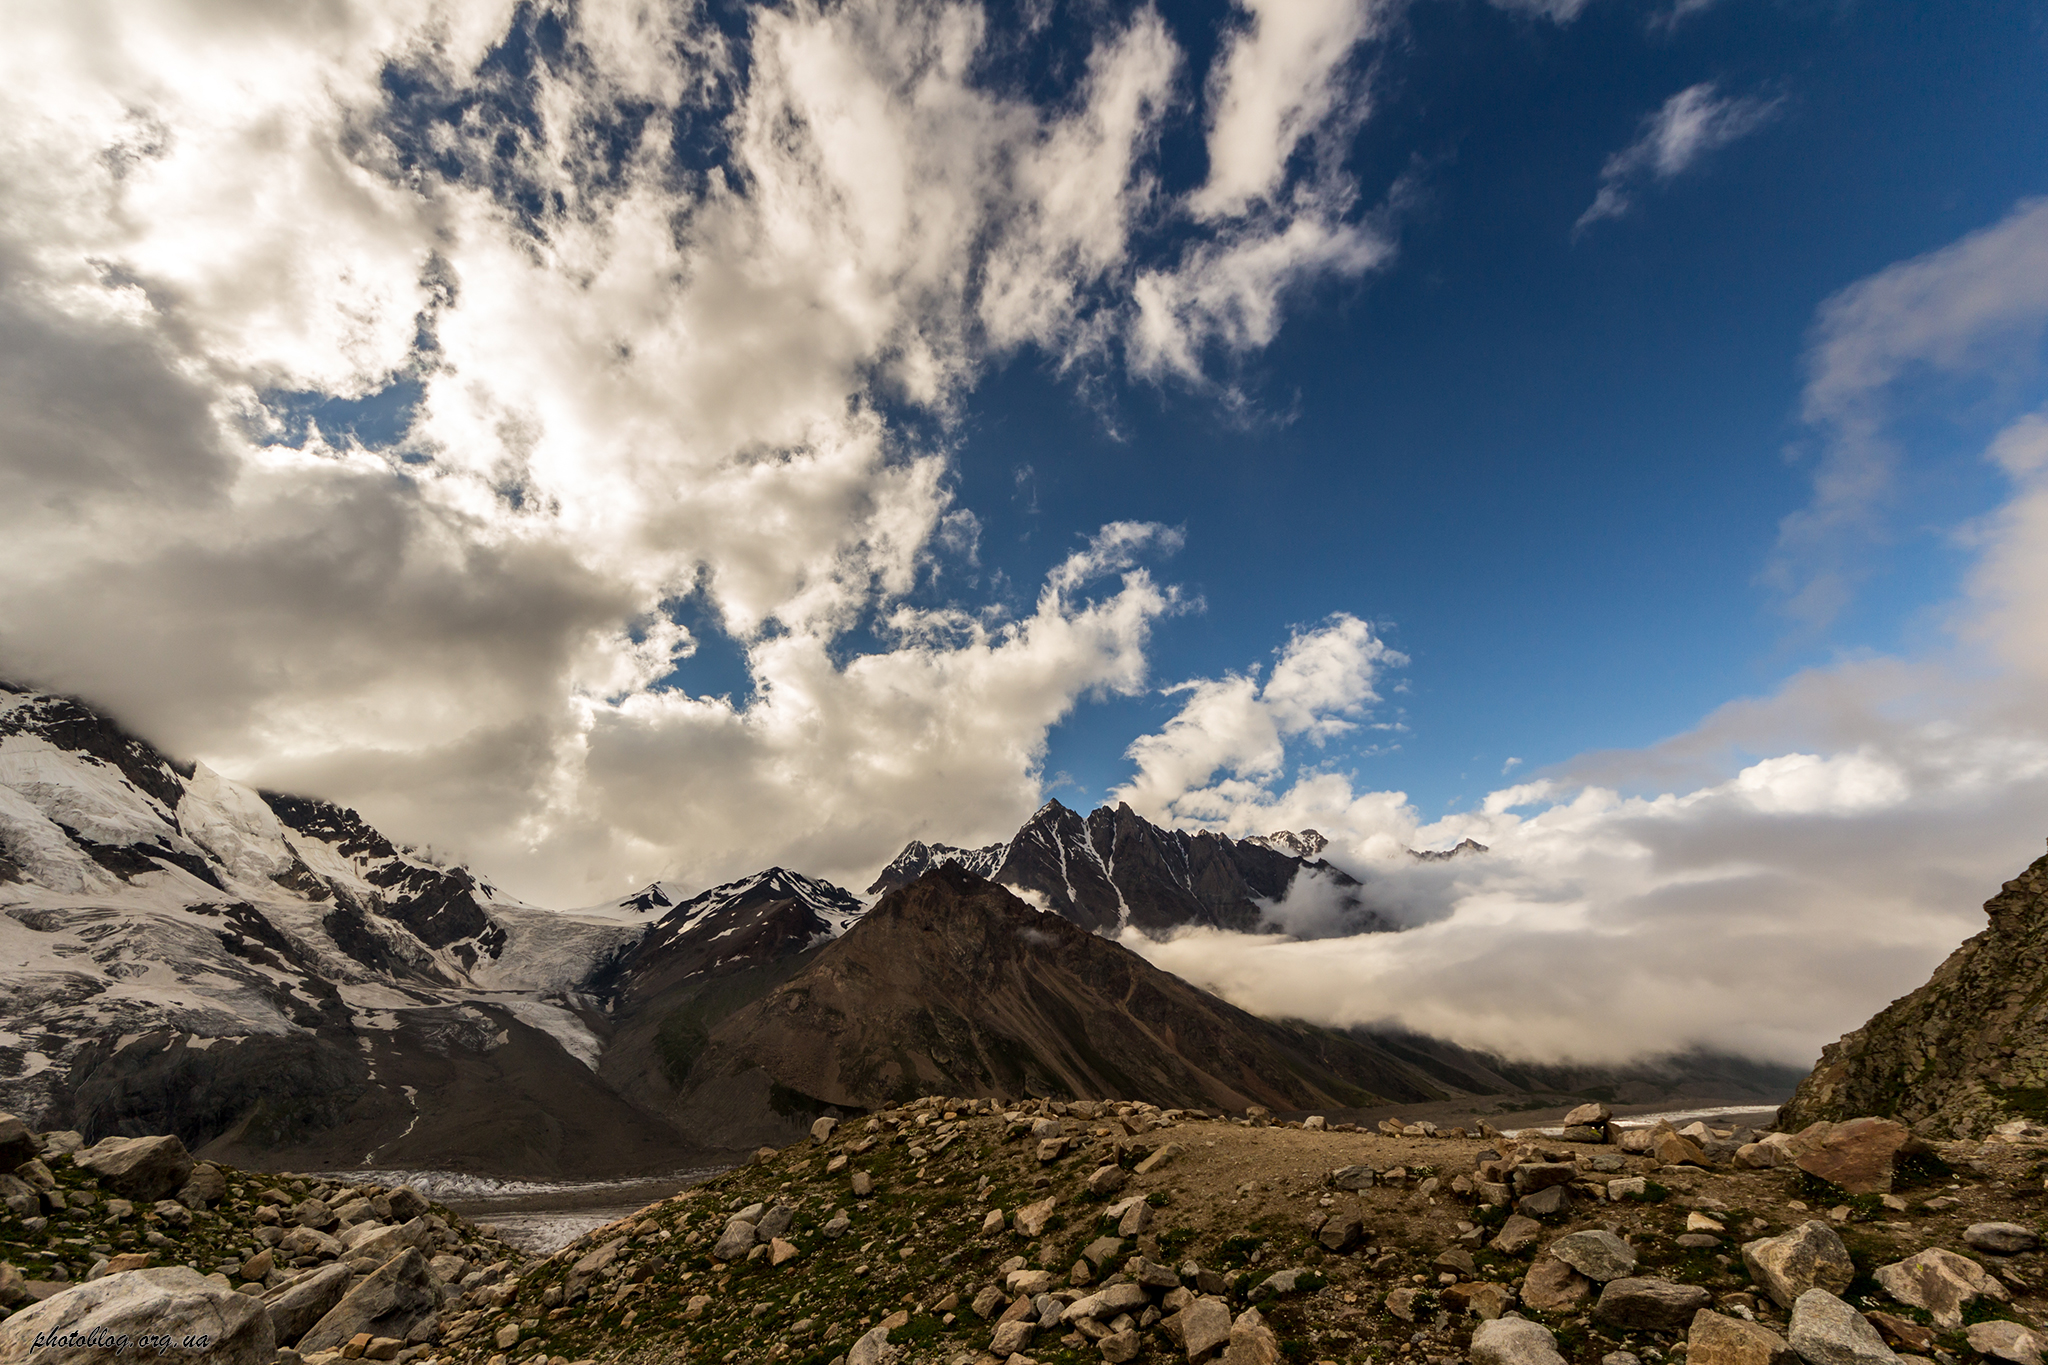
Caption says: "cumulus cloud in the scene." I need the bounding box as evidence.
[0,0,1390,902]
[1575,82,1782,234]
[1108,203,2048,1069]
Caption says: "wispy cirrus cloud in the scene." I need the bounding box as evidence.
[1576,82,1783,234]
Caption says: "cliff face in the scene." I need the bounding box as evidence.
[1780,843,2048,1137]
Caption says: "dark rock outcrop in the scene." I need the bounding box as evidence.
[1780,843,2048,1137]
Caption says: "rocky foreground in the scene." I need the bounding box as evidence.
[7,1097,2048,1365]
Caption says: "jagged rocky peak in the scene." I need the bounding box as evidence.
[1247,827,1329,860]
[869,798,1393,939]
[1408,837,1490,862]
[1780,839,2048,1138]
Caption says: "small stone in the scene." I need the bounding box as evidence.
[1518,1185,1572,1219]
[1787,1288,1902,1365]
[1328,1164,1377,1191]
[770,1237,800,1265]
[1689,1211,1728,1232]
[1595,1277,1714,1332]
[1319,1213,1364,1253]
[1966,1223,2042,1256]
[1607,1176,1649,1201]
[851,1170,874,1198]
[495,1323,521,1350]
[1386,1287,1424,1322]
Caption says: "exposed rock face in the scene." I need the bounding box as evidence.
[670,868,1484,1147]
[866,799,1393,938]
[1781,845,2048,1137]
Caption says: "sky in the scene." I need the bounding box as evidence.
[2,0,2047,1067]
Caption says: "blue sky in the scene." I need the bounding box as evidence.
[6,0,2048,1060]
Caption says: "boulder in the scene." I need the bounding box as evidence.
[989,1318,1036,1355]
[1444,1282,1516,1320]
[1966,1223,2042,1256]
[1492,1214,1544,1256]
[175,1162,227,1210]
[1014,1196,1058,1237]
[1470,1314,1569,1365]
[1318,1212,1364,1253]
[1513,1163,1579,1194]
[0,1266,273,1363]
[1791,1118,1910,1196]
[1742,1221,1856,1310]
[1222,1306,1281,1365]
[1064,1284,1148,1323]
[1088,1165,1129,1198]
[1655,1131,1712,1167]
[712,1217,758,1262]
[1328,1165,1377,1191]
[74,1135,193,1202]
[1135,1142,1184,1175]
[811,1116,839,1145]
[1564,1102,1614,1128]
[1871,1247,2006,1329]
[1734,1143,1782,1170]
[1689,1309,1795,1365]
[1521,1258,1592,1311]
[1786,1288,1901,1365]
[385,1186,429,1221]
[1967,1321,2043,1365]
[263,1263,353,1346]
[1518,1185,1573,1219]
[296,1249,440,1354]
[757,1205,797,1241]
[1175,1296,1233,1358]
[847,1323,894,1365]
[1549,1230,1636,1282]
[1594,1278,1714,1332]
[0,1116,34,1169]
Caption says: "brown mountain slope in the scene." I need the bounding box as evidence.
[1780,840,2048,1137]
[670,868,1486,1149]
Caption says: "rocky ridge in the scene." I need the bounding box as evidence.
[866,801,1392,938]
[1781,844,2048,1139]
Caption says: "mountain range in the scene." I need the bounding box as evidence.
[0,681,1798,1171]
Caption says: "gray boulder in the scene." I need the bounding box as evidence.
[1872,1246,2006,1329]
[1329,1165,1377,1191]
[1966,1321,2043,1365]
[1742,1221,1856,1310]
[1966,1223,2042,1256]
[1550,1230,1636,1282]
[1787,1288,1901,1365]
[1491,1214,1544,1256]
[1689,1309,1794,1365]
[175,1162,226,1210]
[0,1115,34,1169]
[385,1186,430,1221]
[296,1249,440,1353]
[74,1135,193,1202]
[263,1263,353,1346]
[0,1266,273,1363]
[712,1216,758,1262]
[1471,1315,1569,1365]
[1595,1278,1714,1332]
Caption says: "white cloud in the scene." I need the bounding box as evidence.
[0,0,1391,903]
[1109,614,1405,830]
[1486,0,1595,23]
[1576,82,1782,233]
[1188,0,1384,222]
[1773,199,2048,625]
[1106,204,2048,1069]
